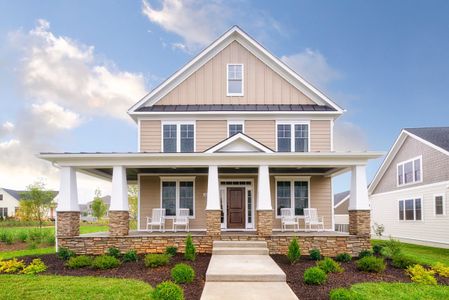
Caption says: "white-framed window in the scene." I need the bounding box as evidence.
[275,177,310,217]
[162,122,195,153]
[398,198,422,221]
[434,194,445,216]
[397,156,422,186]
[160,177,195,218]
[0,194,3,201]
[227,64,243,96]
[0,207,8,218]
[276,122,310,152]
[227,121,244,137]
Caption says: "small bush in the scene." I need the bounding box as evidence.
[107,247,121,258]
[165,246,178,256]
[16,231,28,243]
[0,231,13,244]
[335,253,352,263]
[380,238,402,258]
[392,253,418,269]
[92,255,121,269]
[329,288,357,300]
[287,238,301,264]
[309,248,321,260]
[184,234,196,261]
[356,256,386,273]
[145,254,170,268]
[27,242,37,250]
[432,262,449,278]
[66,255,93,269]
[358,250,373,259]
[171,263,195,284]
[406,264,437,285]
[123,249,138,262]
[45,235,55,246]
[21,258,47,275]
[303,266,327,285]
[58,247,76,260]
[317,257,344,273]
[372,243,384,255]
[0,258,25,273]
[27,229,44,243]
[151,281,184,300]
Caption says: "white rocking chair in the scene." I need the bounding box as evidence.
[173,208,190,232]
[304,208,324,231]
[280,208,300,232]
[146,208,166,232]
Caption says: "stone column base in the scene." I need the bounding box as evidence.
[349,210,370,236]
[206,210,221,236]
[257,210,273,236]
[57,211,80,237]
[109,211,129,236]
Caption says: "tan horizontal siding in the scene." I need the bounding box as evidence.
[245,120,276,149]
[196,120,227,152]
[140,120,161,152]
[310,120,332,152]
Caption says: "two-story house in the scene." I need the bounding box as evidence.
[40,26,381,256]
[369,127,449,248]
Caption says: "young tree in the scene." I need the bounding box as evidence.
[19,181,55,229]
[91,189,107,221]
[128,185,138,230]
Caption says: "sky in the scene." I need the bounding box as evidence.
[0,0,448,203]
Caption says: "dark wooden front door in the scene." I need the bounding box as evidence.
[227,187,245,229]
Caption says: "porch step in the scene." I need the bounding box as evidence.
[212,247,269,255]
[213,240,267,249]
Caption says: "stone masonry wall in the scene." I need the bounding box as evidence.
[206,210,221,236]
[257,210,273,236]
[349,210,370,236]
[109,211,129,236]
[57,212,80,237]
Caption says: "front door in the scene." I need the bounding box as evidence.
[227,187,245,229]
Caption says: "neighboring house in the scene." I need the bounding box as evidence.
[334,191,349,232]
[40,26,381,256]
[0,188,58,219]
[370,127,449,248]
[80,196,111,221]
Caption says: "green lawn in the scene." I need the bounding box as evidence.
[0,275,152,300]
[345,282,449,299]
[0,224,108,236]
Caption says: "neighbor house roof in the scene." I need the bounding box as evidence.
[334,191,349,208]
[404,127,449,153]
[1,188,58,201]
[136,104,336,112]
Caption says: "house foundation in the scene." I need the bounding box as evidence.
[109,211,129,236]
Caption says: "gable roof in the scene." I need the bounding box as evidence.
[1,188,58,201]
[404,127,449,153]
[128,26,344,116]
[204,132,274,153]
[334,191,350,208]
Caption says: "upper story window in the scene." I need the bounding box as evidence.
[397,156,422,186]
[276,122,309,152]
[227,64,243,96]
[435,195,445,216]
[228,121,244,137]
[399,198,422,221]
[162,122,195,153]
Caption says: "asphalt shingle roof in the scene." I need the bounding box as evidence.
[333,191,350,206]
[405,127,449,152]
[2,188,58,200]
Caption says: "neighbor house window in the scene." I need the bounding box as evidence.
[398,198,422,221]
[227,64,243,96]
[0,208,7,218]
[161,178,194,217]
[228,122,244,137]
[277,123,309,152]
[435,195,445,215]
[276,178,309,216]
[0,194,2,201]
[397,157,422,186]
[162,123,195,153]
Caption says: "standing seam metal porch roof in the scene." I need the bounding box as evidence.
[135,104,336,112]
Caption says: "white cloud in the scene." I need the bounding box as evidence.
[31,102,81,130]
[333,121,368,152]
[0,122,15,137]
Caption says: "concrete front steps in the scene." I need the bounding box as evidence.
[212,241,269,255]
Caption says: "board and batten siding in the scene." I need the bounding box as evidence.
[157,41,315,105]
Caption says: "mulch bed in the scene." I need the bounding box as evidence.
[0,242,29,251]
[21,253,211,300]
[272,255,449,300]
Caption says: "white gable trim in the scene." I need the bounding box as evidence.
[404,130,449,157]
[128,26,344,114]
[334,194,349,209]
[205,133,274,153]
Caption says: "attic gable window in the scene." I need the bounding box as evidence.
[227,64,243,96]
[397,156,422,186]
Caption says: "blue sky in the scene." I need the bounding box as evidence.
[0,0,448,200]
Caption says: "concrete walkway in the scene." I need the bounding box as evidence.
[200,241,298,300]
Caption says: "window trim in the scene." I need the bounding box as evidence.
[398,197,423,222]
[275,176,311,218]
[161,121,196,153]
[275,121,311,152]
[396,155,423,187]
[160,176,196,219]
[0,194,2,201]
[227,120,245,137]
[226,64,244,96]
[434,194,446,216]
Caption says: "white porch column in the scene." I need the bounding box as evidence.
[257,165,272,210]
[57,166,79,212]
[110,166,129,211]
[349,165,370,210]
[206,165,220,210]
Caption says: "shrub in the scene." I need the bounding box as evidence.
[317,257,344,273]
[123,250,138,262]
[58,247,76,260]
[145,254,170,268]
[406,264,437,285]
[107,247,121,258]
[0,231,13,244]
[309,248,321,260]
[432,262,449,278]
[45,235,55,246]
[358,250,373,259]
[356,256,386,273]
[151,281,184,300]
[372,244,384,255]
[380,238,402,258]
[165,246,178,256]
[335,253,352,263]
[171,263,195,284]
[184,235,196,261]
[28,229,44,243]
[392,253,418,269]
[0,258,25,273]
[287,238,301,264]
[66,255,93,269]
[92,255,121,269]
[16,231,28,243]
[27,242,37,250]
[21,258,47,275]
[303,266,327,285]
[329,288,357,300]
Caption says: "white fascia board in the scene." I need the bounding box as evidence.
[205,133,274,153]
[334,195,350,209]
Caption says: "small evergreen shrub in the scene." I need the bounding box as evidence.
[171,263,195,284]
[287,238,301,264]
[107,247,121,258]
[16,231,28,243]
[123,249,138,262]
[309,248,321,260]
[329,288,357,300]
[165,246,178,256]
[0,232,13,244]
[316,257,344,273]
[21,259,47,275]
[151,281,184,300]
[432,262,449,278]
[358,250,373,259]
[184,235,196,261]
[356,256,386,273]
[45,235,55,246]
[372,244,384,255]
[406,264,437,285]
[92,255,121,269]
[335,253,352,263]
[145,254,170,268]
[57,247,75,260]
[303,266,327,285]
[0,258,25,273]
[380,238,402,258]
[66,255,93,269]
[391,253,418,269]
